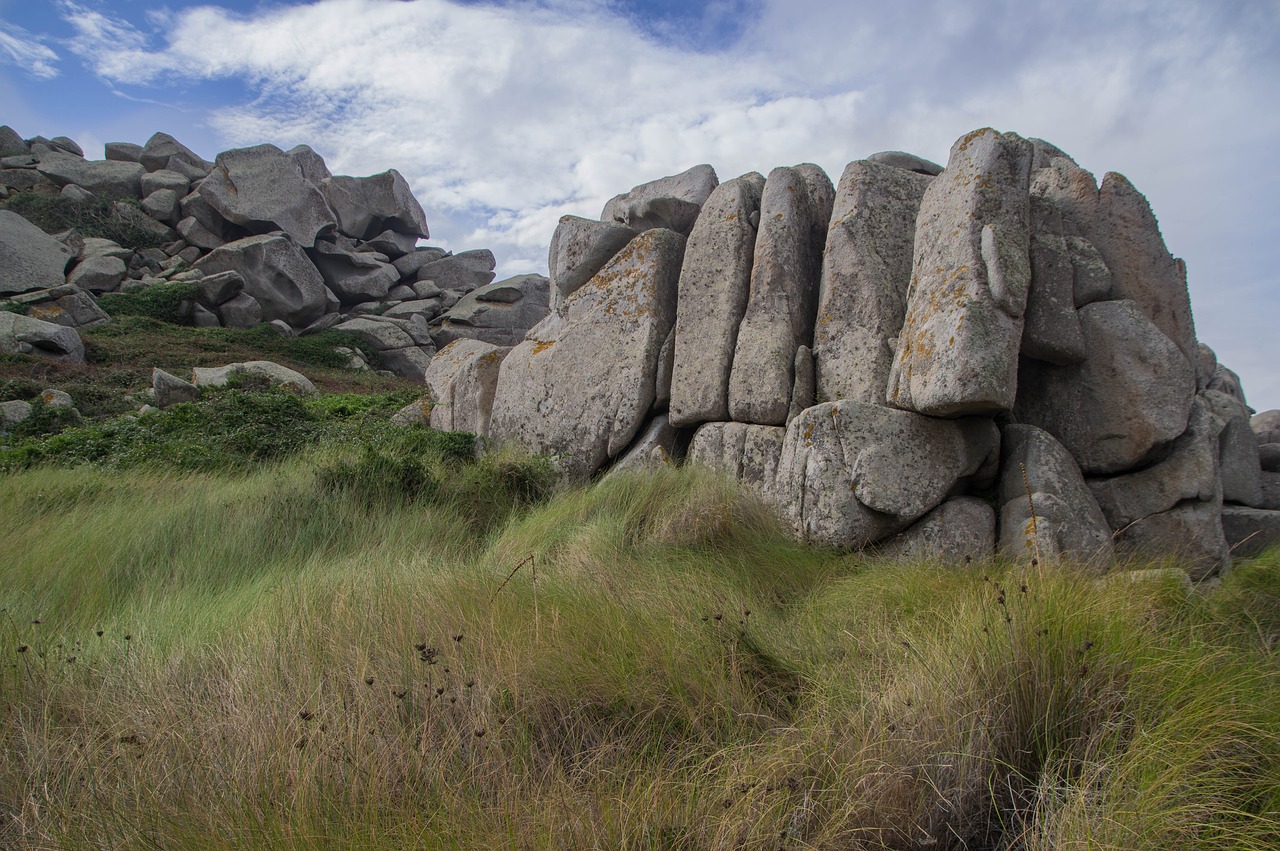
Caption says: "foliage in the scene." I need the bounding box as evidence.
[1,190,168,250]
[0,464,1275,849]
[97,282,197,325]
[0,300,28,315]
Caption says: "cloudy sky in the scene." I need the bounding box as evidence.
[2,0,1278,407]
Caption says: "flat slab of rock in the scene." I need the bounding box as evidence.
[190,361,316,394]
[728,165,832,425]
[814,159,931,404]
[415,249,496,293]
[308,240,399,304]
[548,216,637,303]
[1014,299,1195,475]
[887,128,1034,417]
[68,255,127,293]
[878,497,995,564]
[601,164,718,234]
[431,274,550,348]
[195,234,331,328]
[1113,499,1228,581]
[13,285,109,329]
[0,210,74,295]
[0,312,85,363]
[36,152,144,198]
[776,400,999,548]
[1220,506,1280,559]
[197,144,335,247]
[489,228,686,478]
[668,176,762,426]
[864,150,944,176]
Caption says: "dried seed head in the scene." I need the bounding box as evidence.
[95,630,104,637]
[365,677,375,686]
[17,645,28,653]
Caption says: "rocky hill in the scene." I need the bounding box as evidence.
[0,126,549,379]
[2,123,1278,577]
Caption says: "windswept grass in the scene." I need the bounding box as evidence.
[1,463,1277,849]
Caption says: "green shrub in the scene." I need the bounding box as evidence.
[1,191,169,250]
[4,399,81,441]
[318,445,439,507]
[0,300,28,315]
[97,282,197,325]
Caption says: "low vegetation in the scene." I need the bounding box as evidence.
[1,189,170,250]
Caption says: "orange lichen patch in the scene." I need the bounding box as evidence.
[532,340,556,355]
[478,350,505,366]
[28,305,66,321]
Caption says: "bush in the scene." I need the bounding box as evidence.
[1,191,169,250]
[97,282,198,324]
[318,446,439,507]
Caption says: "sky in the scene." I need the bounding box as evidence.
[2,0,1278,409]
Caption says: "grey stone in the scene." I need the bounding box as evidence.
[1022,170,1086,365]
[391,396,432,426]
[0,400,33,429]
[0,126,29,155]
[1014,299,1196,475]
[361,229,419,258]
[668,176,762,427]
[1261,444,1280,473]
[140,132,211,176]
[141,189,181,224]
[193,271,245,307]
[655,325,675,409]
[387,284,417,301]
[60,184,95,203]
[267,319,293,337]
[425,339,509,435]
[879,497,996,564]
[36,152,145,198]
[0,312,84,362]
[323,169,429,239]
[367,314,435,347]
[80,237,130,261]
[813,160,931,404]
[141,169,191,196]
[687,421,786,502]
[285,145,332,185]
[887,128,1034,417]
[1086,399,1221,529]
[1252,410,1280,435]
[1196,342,1218,391]
[152,367,200,408]
[39,388,74,408]
[13,285,109,329]
[1201,389,1264,507]
[194,234,330,327]
[776,400,999,548]
[728,165,831,425]
[601,164,718,233]
[0,210,74,295]
[1264,473,1280,511]
[489,228,686,478]
[415,249,496,293]
[111,202,174,243]
[334,317,416,351]
[191,361,316,394]
[67,255,127,293]
[1221,506,1280,558]
[609,415,680,474]
[997,424,1113,565]
[788,345,815,424]
[377,346,435,382]
[192,303,220,327]
[384,298,444,319]
[432,274,551,348]
[198,144,335,247]
[1206,363,1248,407]
[864,150,944,176]
[176,216,224,251]
[1114,499,1229,581]
[104,142,143,163]
[308,239,399,304]
[1029,138,1074,168]
[392,247,450,279]
[217,292,263,328]
[179,188,227,234]
[0,169,49,192]
[547,215,637,302]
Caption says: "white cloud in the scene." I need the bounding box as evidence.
[0,21,60,79]
[52,0,1280,405]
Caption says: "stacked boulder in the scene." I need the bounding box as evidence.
[0,126,549,380]
[426,128,1278,577]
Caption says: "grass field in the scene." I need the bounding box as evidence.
[2,454,1277,849]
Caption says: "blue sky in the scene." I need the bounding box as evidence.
[2,0,1278,409]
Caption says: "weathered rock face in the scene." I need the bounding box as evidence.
[191,360,316,394]
[548,216,637,303]
[308,240,399,304]
[431,274,551,348]
[813,160,931,405]
[197,144,336,247]
[668,176,763,427]
[1114,499,1228,581]
[1014,299,1195,475]
[776,401,998,548]
[0,210,74,295]
[416,250,496,293]
[687,421,786,502]
[195,234,331,327]
[879,497,996,564]
[0,311,85,363]
[887,128,1034,417]
[424,339,509,435]
[36,152,146,199]
[728,165,833,425]
[601,164,718,234]
[489,228,686,477]
[324,170,428,240]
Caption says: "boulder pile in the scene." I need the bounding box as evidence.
[424,128,1280,577]
[0,127,549,379]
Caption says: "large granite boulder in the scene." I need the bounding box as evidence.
[865,150,944,176]
[1113,499,1228,581]
[1014,299,1195,475]
[813,159,931,404]
[887,128,1034,417]
[430,274,550,348]
[1199,389,1263,507]
[1220,507,1280,558]
[140,132,212,178]
[489,228,686,477]
[0,312,84,363]
[9,285,109,329]
[601,164,718,235]
[423,339,509,435]
[35,152,145,198]
[197,144,336,247]
[194,234,331,327]
[687,421,786,503]
[324,169,428,240]
[776,401,999,548]
[668,175,763,426]
[308,239,399,304]
[67,255,127,293]
[727,165,832,425]
[996,424,1113,565]
[191,361,316,394]
[878,497,996,564]
[415,249,496,293]
[547,216,637,303]
[0,210,74,295]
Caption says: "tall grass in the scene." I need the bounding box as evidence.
[1,463,1277,849]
